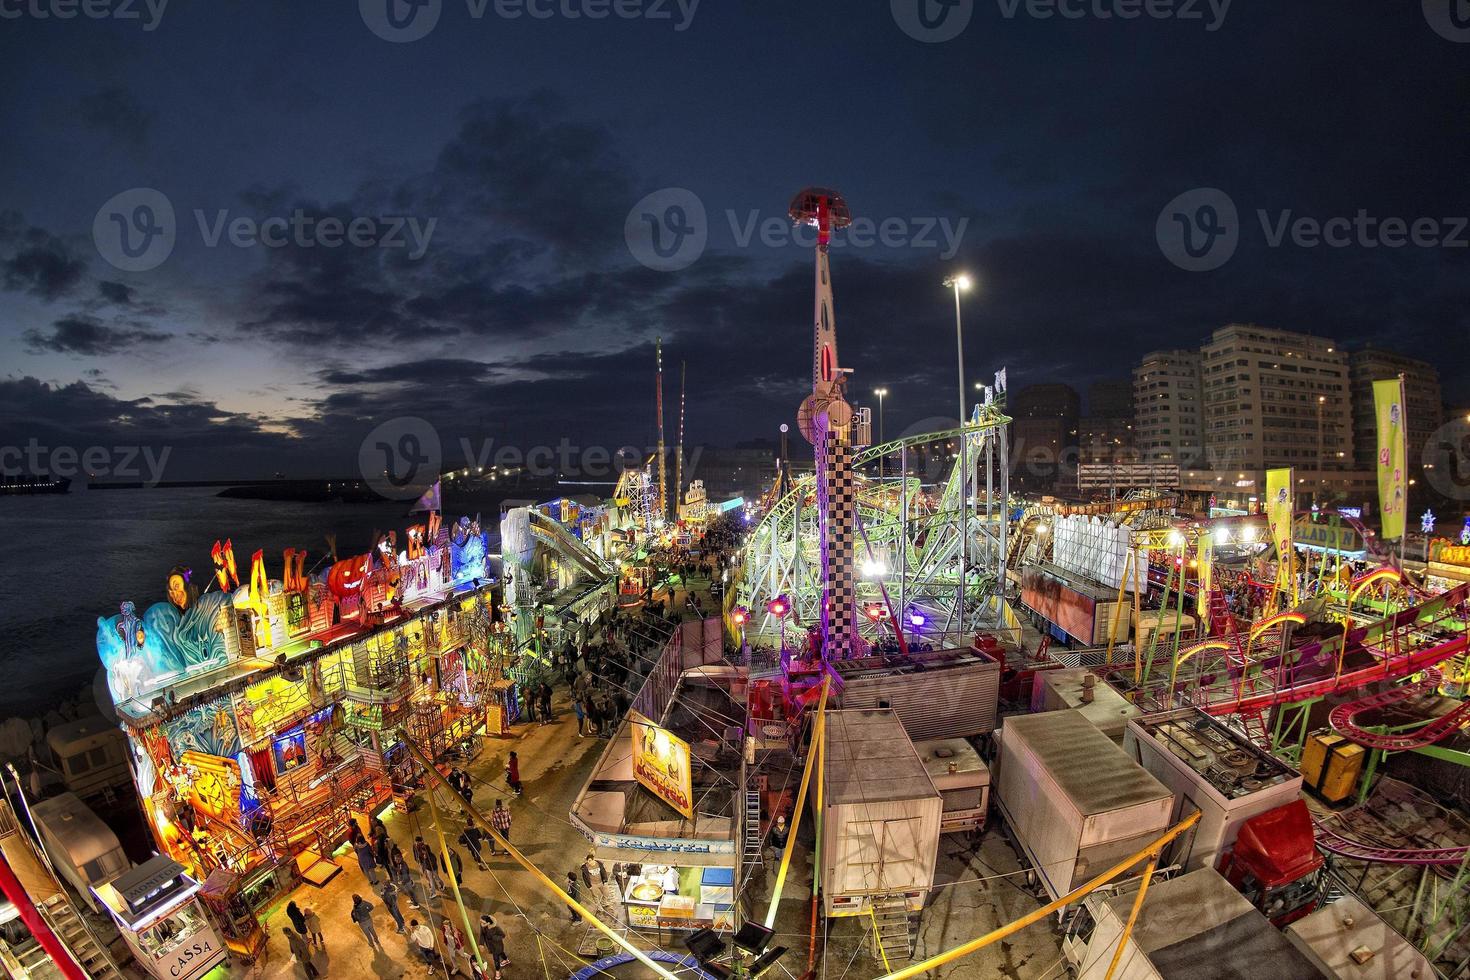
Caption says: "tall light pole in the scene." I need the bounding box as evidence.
[874,388,888,481]
[943,273,972,634]
[1317,394,1326,504]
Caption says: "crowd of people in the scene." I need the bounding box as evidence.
[270,523,749,980]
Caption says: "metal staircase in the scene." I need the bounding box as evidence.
[869,895,915,968]
[742,789,763,874]
[39,893,125,980]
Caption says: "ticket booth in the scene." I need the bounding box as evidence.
[93,856,228,980]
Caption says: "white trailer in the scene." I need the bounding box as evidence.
[913,737,989,834]
[1285,895,1435,980]
[1124,708,1302,873]
[1031,668,1141,743]
[996,710,1173,902]
[46,716,132,801]
[1070,867,1326,979]
[31,792,130,913]
[821,709,942,917]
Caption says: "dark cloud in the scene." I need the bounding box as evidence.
[97,280,135,305]
[0,218,85,301]
[76,86,153,147]
[22,315,169,356]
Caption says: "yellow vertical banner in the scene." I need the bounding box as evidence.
[1266,468,1295,604]
[1374,378,1407,542]
[1195,533,1212,631]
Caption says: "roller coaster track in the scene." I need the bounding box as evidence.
[1328,668,1470,750]
[1182,582,1470,717]
[1312,821,1470,866]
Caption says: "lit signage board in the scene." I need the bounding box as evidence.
[629,711,693,819]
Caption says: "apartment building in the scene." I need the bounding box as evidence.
[1349,348,1442,478]
[1133,350,1204,466]
[1200,324,1353,472]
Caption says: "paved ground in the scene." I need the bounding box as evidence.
[247,688,616,980]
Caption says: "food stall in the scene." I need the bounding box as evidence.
[620,862,735,933]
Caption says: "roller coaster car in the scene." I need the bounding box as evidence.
[1218,799,1324,928]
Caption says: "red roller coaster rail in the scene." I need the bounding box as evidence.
[1328,669,1470,751]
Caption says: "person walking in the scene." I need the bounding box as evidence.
[538,682,553,723]
[490,798,511,850]
[379,878,408,934]
[372,822,391,870]
[445,845,464,888]
[286,900,307,937]
[478,915,508,978]
[580,854,608,906]
[414,836,443,896]
[565,870,581,922]
[459,823,488,870]
[505,752,522,797]
[349,893,383,952]
[283,926,319,979]
[442,919,468,975]
[573,697,586,737]
[389,845,420,908]
[410,918,441,969]
[352,829,379,885]
[302,905,325,951]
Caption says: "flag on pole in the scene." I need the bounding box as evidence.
[1374,378,1407,542]
[409,479,441,514]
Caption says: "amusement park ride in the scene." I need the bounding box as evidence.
[735,189,1015,655]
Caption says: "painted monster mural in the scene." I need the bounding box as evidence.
[450,515,489,585]
[97,565,232,702]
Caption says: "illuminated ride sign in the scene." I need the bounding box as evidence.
[629,711,694,820]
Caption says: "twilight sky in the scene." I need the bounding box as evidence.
[1,1,1468,482]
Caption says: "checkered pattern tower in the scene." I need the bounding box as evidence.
[791,187,857,661]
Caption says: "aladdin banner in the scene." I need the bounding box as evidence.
[1374,378,1407,542]
[629,711,694,819]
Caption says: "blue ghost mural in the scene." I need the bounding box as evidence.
[97,590,233,702]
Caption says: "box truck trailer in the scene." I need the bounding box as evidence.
[996,710,1174,902]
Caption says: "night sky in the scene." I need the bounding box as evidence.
[2,2,1468,482]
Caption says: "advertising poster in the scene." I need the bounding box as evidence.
[1374,378,1407,541]
[629,711,693,819]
